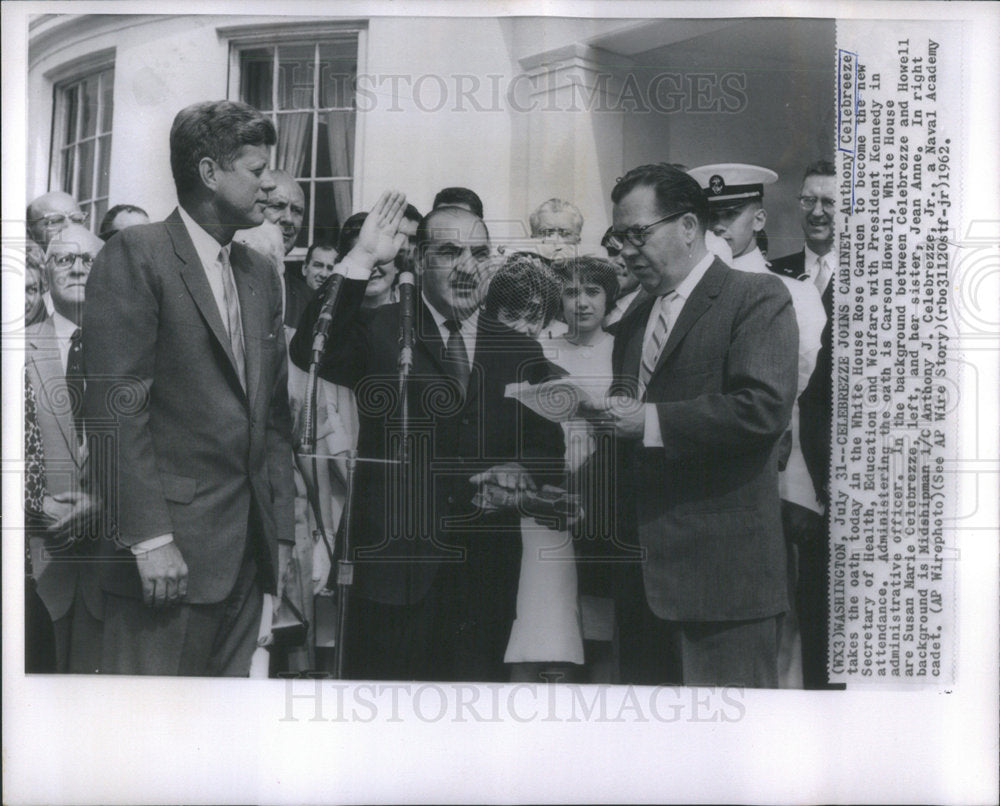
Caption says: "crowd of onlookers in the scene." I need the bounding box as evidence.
[23,98,839,687]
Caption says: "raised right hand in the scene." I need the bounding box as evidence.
[352,190,408,268]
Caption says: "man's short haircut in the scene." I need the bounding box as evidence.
[403,203,423,224]
[554,255,620,309]
[169,100,277,198]
[611,163,709,232]
[99,204,149,241]
[483,253,560,327]
[415,206,490,257]
[336,212,368,256]
[529,198,584,236]
[432,187,484,219]
[305,240,338,265]
[802,159,836,182]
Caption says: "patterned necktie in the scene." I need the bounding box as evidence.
[66,327,86,442]
[218,248,247,390]
[443,319,470,392]
[638,290,679,396]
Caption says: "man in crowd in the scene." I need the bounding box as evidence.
[433,186,483,219]
[530,198,583,260]
[83,100,296,676]
[591,163,798,687]
[290,200,565,682]
[27,191,86,252]
[601,226,643,326]
[768,158,838,688]
[262,169,312,328]
[301,241,339,292]
[25,223,106,672]
[99,204,150,242]
[27,191,87,316]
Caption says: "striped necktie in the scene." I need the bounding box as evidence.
[218,248,247,390]
[638,290,679,396]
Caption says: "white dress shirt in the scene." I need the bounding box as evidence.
[802,245,834,295]
[423,296,479,364]
[50,310,79,372]
[641,251,715,447]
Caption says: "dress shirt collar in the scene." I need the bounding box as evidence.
[803,244,833,291]
[670,250,716,302]
[178,204,229,270]
[731,247,768,275]
[51,309,78,343]
[422,294,479,340]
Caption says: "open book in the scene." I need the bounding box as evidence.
[504,378,604,423]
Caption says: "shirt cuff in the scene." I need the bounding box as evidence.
[336,250,376,280]
[642,404,663,448]
[130,534,174,555]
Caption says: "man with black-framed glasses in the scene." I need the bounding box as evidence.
[27,191,87,251]
[585,163,798,688]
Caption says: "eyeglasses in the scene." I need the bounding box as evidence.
[38,211,89,227]
[603,209,691,251]
[797,195,836,212]
[48,252,96,270]
[537,227,576,240]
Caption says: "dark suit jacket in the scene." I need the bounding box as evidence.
[25,318,103,622]
[283,270,313,330]
[769,250,832,504]
[83,209,296,604]
[289,280,565,611]
[612,257,797,622]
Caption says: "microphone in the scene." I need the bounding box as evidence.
[397,270,416,376]
[310,267,348,367]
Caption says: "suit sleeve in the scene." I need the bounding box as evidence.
[82,233,172,545]
[288,277,370,387]
[652,277,799,464]
[264,265,297,546]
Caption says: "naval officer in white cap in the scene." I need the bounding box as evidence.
[689,163,827,688]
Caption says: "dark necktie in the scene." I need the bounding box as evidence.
[66,327,86,442]
[443,319,470,392]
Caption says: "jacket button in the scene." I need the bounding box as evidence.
[447,495,455,505]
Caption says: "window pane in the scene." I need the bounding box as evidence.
[317,110,354,180]
[240,48,274,111]
[63,85,78,144]
[80,73,99,139]
[100,69,114,133]
[312,181,343,246]
[61,147,75,195]
[97,134,112,198]
[77,140,95,201]
[319,42,356,108]
[277,44,315,110]
[275,111,312,177]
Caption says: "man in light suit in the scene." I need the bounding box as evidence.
[591,163,798,687]
[83,100,296,676]
[768,158,838,688]
[25,223,105,672]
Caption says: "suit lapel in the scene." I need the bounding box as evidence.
[27,321,84,466]
[414,299,451,378]
[652,258,726,375]
[166,210,246,399]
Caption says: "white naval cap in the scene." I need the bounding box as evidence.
[688,163,778,208]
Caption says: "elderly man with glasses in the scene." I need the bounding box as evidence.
[584,163,799,688]
[24,222,106,672]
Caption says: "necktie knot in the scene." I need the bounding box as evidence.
[444,319,461,334]
[70,327,82,345]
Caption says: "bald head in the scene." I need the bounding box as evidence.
[45,223,103,324]
[263,170,306,254]
[27,191,84,249]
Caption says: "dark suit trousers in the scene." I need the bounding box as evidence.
[617,564,781,688]
[101,546,263,677]
[781,501,829,688]
[53,585,104,673]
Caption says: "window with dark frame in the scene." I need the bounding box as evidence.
[237,36,358,255]
[50,64,114,232]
